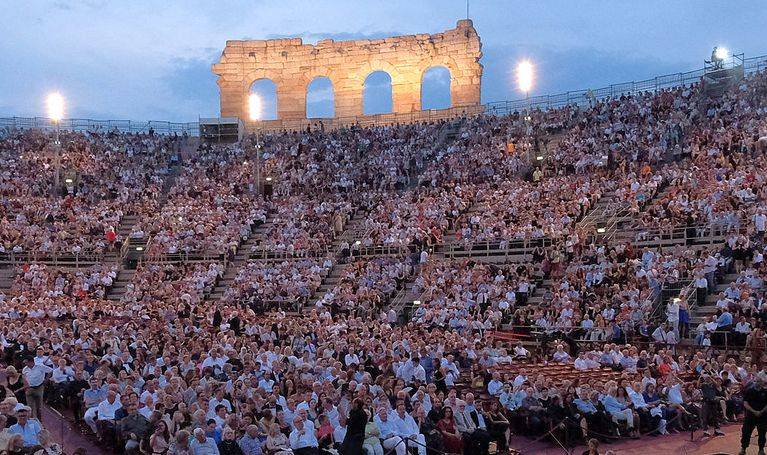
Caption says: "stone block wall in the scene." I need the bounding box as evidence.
[212,20,483,121]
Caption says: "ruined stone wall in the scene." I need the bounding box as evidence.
[212,20,483,121]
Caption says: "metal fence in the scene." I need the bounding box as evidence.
[0,116,198,136]
[1,53,765,136]
[485,53,767,116]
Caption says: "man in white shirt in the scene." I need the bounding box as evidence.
[375,407,405,455]
[207,389,232,419]
[487,372,504,397]
[50,358,75,408]
[574,352,598,371]
[201,351,226,375]
[754,211,766,237]
[139,380,159,407]
[551,345,571,363]
[735,316,752,345]
[21,357,53,420]
[96,389,122,440]
[394,403,426,455]
[666,299,680,335]
[344,351,360,367]
[513,342,530,359]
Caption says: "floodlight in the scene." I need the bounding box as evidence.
[248,94,262,121]
[47,92,65,122]
[516,60,534,94]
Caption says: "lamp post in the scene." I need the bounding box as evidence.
[516,60,535,163]
[46,92,65,196]
[249,93,262,195]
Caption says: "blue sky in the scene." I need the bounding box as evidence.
[0,0,764,122]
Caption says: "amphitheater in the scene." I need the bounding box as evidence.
[1,17,767,455]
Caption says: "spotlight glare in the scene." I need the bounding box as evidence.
[248,94,262,121]
[47,92,65,122]
[516,60,534,94]
[715,47,728,60]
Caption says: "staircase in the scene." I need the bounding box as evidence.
[207,266,240,301]
[105,269,136,301]
[122,162,183,260]
[689,272,740,326]
[206,220,274,301]
[577,190,632,241]
[310,262,348,303]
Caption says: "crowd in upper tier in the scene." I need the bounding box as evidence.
[0,68,765,455]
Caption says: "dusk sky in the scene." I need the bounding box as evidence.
[1,0,765,122]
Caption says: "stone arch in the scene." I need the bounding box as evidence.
[213,20,483,122]
[249,78,278,120]
[421,66,452,110]
[305,76,335,118]
[363,71,393,115]
[416,54,480,108]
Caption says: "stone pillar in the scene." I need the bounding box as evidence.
[392,80,420,114]
[335,78,364,119]
[451,78,481,107]
[218,80,246,119]
[277,79,306,120]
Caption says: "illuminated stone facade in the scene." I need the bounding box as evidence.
[212,19,483,121]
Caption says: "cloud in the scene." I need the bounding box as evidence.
[158,54,220,120]
[423,67,450,85]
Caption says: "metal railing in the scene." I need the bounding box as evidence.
[137,250,227,264]
[2,54,764,136]
[245,245,331,261]
[0,117,198,136]
[244,104,485,133]
[484,53,767,116]
[0,249,111,266]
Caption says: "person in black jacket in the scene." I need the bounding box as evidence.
[341,398,367,454]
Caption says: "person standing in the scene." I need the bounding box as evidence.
[342,398,367,454]
[21,356,52,421]
[740,373,767,455]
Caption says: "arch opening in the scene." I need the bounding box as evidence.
[363,71,393,115]
[421,66,451,110]
[306,77,335,118]
[249,78,278,120]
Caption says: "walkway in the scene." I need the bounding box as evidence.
[41,405,110,455]
[509,422,750,454]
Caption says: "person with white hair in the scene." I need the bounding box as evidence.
[374,406,405,455]
[288,415,319,454]
[190,427,220,454]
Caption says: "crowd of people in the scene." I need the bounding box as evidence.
[0,130,179,258]
[223,259,332,311]
[0,65,765,455]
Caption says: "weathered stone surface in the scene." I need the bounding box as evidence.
[213,20,483,120]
